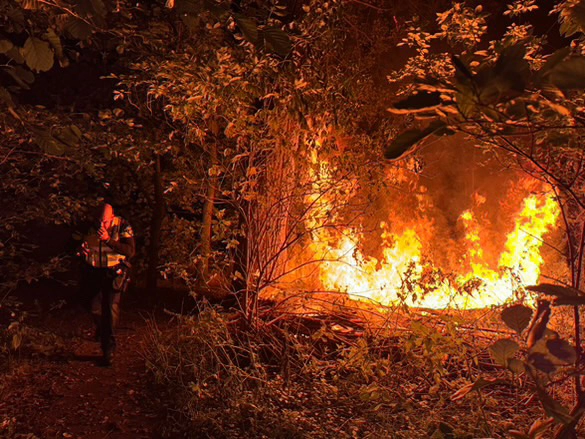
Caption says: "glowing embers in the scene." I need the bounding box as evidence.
[312,193,559,310]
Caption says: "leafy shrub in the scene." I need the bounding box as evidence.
[143,307,546,438]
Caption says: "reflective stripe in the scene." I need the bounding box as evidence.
[84,217,128,268]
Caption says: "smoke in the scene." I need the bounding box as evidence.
[357,134,560,276]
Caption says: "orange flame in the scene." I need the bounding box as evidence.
[300,151,560,310]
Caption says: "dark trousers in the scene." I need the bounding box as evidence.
[81,265,120,354]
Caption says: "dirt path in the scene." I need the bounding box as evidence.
[1,301,168,439]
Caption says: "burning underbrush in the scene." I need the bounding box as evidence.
[143,301,578,438]
[143,142,576,437]
[270,140,567,312]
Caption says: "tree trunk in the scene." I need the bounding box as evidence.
[199,142,218,281]
[146,154,165,294]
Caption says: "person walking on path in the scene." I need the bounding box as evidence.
[79,202,135,366]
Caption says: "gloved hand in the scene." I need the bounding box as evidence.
[98,226,111,242]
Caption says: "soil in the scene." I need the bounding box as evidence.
[0,283,183,439]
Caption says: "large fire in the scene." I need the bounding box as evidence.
[295,147,561,310]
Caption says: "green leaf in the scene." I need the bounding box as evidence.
[12,333,22,350]
[559,0,585,37]
[176,0,202,14]
[75,0,106,19]
[489,338,519,367]
[508,358,525,374]
[527,418,554,438]
[0,39,14,54]
[388,91,442,115]
[54,125,83,147]
[89,0,107,18]
[22,37,54,72]
[508,431,529,439]
[6,46,25,64]
[455,84,477,117]
[548,57,585,90]
[20,0,39,9]
[32,128,67,155]
[6,6,25,30]
[539,48,571,77]
[234,14,258,43]
[262,27,292,57]
[474,43,529,105]
[535,385,572,424]
[526,283,585,305]
[528,352,556,373]
[384,120,449,160]
[526,301,551,347]
[203,0,229,19]
[430,422,455,439]
[546,339,577,364]
[0,86,15,108]
[501,305,533,334]
[64,17,94,40]
[493,43,529,91]
[44,28,64,59]
[4,66,35,89]
[451,377,506,401]
[506,100,527,119]
[452,55,474,81]
[180,14,201,31]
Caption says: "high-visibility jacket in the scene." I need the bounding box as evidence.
[84,216,134,268]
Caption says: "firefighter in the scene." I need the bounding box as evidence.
[79,203,135,366]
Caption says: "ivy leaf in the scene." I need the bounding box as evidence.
[0,40,14,54]
[388,91,443,115]
[262,27,292,57]
[489,339,519,367]
[546,339,576,364]
[501,305,533,334]
[384,120,450,160]
[22,37,54,72]
[234,14,258,44]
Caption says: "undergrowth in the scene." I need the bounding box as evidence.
[143,307,547,438]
